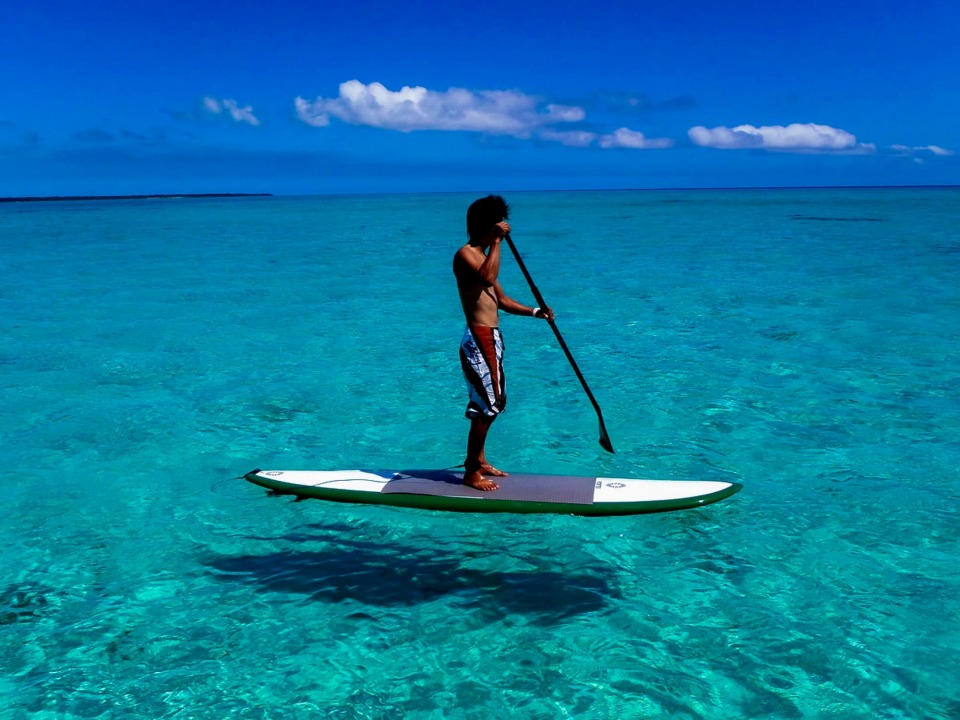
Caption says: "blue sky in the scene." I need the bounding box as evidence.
[2,0,958,195]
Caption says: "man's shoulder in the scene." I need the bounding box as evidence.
[454,244,481,268]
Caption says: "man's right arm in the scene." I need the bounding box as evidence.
[475,238,501,285]
[455,240,501,286]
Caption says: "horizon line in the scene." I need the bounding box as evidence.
[2,185,958,203]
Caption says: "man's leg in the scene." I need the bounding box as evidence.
[479,456,508,477]
[464,416,499,491]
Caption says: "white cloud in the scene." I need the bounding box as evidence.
[539,129,597,147]
[203,96,260,126]
[295,80,585,137]
[538,126,674,149]
[892,144,954,156]
[222,99,260,126]
[543,104,586,123]
[688,123,874,153]
[599,127,674,149]
[294,97,329,127]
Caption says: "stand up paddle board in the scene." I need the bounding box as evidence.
[243,468,741,516]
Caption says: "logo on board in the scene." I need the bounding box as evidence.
[606,482,626,489]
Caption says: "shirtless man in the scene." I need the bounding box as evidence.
[453,195,554,491]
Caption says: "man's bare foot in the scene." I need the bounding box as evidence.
[479,463,508,477]
[464,469,499,491]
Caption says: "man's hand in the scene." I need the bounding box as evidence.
[493,221,511,239]
[534,306,555,321]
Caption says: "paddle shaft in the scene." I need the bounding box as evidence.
[503,233,614,453]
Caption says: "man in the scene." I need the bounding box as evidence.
[453,195,554,491]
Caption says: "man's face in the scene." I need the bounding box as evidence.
[478,224,500,248]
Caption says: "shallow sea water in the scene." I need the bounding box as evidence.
[1,188,958,719]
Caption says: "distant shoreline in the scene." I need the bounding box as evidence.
[2,186,956,204]
[0,193,273,204]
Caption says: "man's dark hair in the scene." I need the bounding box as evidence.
[466,195,510,243]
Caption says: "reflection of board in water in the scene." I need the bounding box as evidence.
[207,538,620,625]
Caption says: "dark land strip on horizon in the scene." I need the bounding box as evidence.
[3,186,957,204]
[0,193,273,203]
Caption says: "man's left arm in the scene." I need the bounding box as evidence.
[494,282,554,320]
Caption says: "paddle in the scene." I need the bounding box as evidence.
[503,233,615,454]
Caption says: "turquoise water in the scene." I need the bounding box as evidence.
[2,188,958,719]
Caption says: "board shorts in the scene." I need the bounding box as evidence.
[460,325,506,420]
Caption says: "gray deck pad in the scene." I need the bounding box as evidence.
[380,469,597,505]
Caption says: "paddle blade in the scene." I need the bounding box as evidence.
[599,425,614,454]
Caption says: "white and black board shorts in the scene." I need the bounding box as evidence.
[459,325,506,420]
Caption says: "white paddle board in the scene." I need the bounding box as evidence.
[243,468,741,516]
